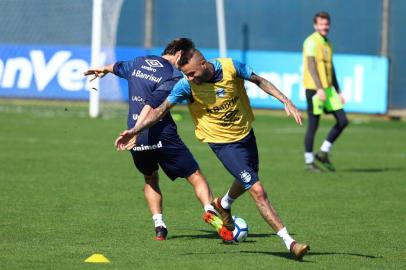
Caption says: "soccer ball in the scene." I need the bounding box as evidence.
[232,216,249,242]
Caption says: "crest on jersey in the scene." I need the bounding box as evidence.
[145,59,164,68]
[215,88,226,98]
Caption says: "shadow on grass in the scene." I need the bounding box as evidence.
[307,252,383,259]
[180,250,312,263]
[241,250,382,262]
[170,230,219,240]
[341,167,403,173]
[181,250,383,263]
[170,230,276,241]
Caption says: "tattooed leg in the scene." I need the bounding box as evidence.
[248,181,284,232]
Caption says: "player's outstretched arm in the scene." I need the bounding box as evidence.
[115,100,175,151]
[83,64,115,82]
[248,73,302,125]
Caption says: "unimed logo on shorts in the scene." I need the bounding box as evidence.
[132,141,163,152]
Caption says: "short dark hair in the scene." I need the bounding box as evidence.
[178,48,197,67]
[162,38,195,56]
[313,11,330,23]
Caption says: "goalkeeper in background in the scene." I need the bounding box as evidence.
[302,11,349,172]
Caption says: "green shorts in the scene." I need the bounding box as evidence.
[306,87,343,115]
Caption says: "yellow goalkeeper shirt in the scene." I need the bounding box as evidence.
[302,31,333,89]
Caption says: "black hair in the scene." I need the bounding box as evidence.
[162,38,195,56]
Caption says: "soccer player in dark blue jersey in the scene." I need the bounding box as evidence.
[84,38,232,241]
[115,44,309,259]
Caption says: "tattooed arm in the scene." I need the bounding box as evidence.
[114,100,175,151]
[248,73,302,125]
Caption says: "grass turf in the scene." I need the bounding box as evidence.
[0,100,405,269]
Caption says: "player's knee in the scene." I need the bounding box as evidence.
[187,169,206,185]
[338,117,349,130]
[187,169,202,180]
[250,182,268,202]
[144,171,159,185]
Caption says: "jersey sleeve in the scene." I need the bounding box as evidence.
[145,77,181,109]
[303,38,317,56]
[167,78,192,105]
[232,60,253,80]
[113,59,135,79]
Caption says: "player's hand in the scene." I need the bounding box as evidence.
[84,68,108,82]
[339,93,346,104]
[284,101,302,126]
[114,130,137,151]
[317,89,326,101]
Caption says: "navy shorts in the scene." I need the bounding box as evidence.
[209,129,259,190]
[129,136,199,180]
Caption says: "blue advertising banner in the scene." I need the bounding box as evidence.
[238,51,389,114]
[0,45,388,113]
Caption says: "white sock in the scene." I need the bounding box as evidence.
[204,204,216,214]
[152,213,166,228]
[277,227,295,250]
[304,152,314,164]
[220,191,234,210]
[320,140,332,153]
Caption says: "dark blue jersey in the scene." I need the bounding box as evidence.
[113,55,182,147]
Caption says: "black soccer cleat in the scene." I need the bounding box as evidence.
[154,226,168,240]
[315,151,336,171]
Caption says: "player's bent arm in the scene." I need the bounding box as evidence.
[332,64,340,92]
[128,99,175,136]
[115,100,175,151]
[248,73,302,125]
[307,56,324,91]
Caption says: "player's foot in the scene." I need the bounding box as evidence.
[154,226,168,240]
[290,241,310,260]
[315,151,336,171]
[211,197,235,231]
[202,211,234,241]
[306,162,322,172]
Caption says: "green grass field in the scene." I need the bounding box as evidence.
[1,100,405,269]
